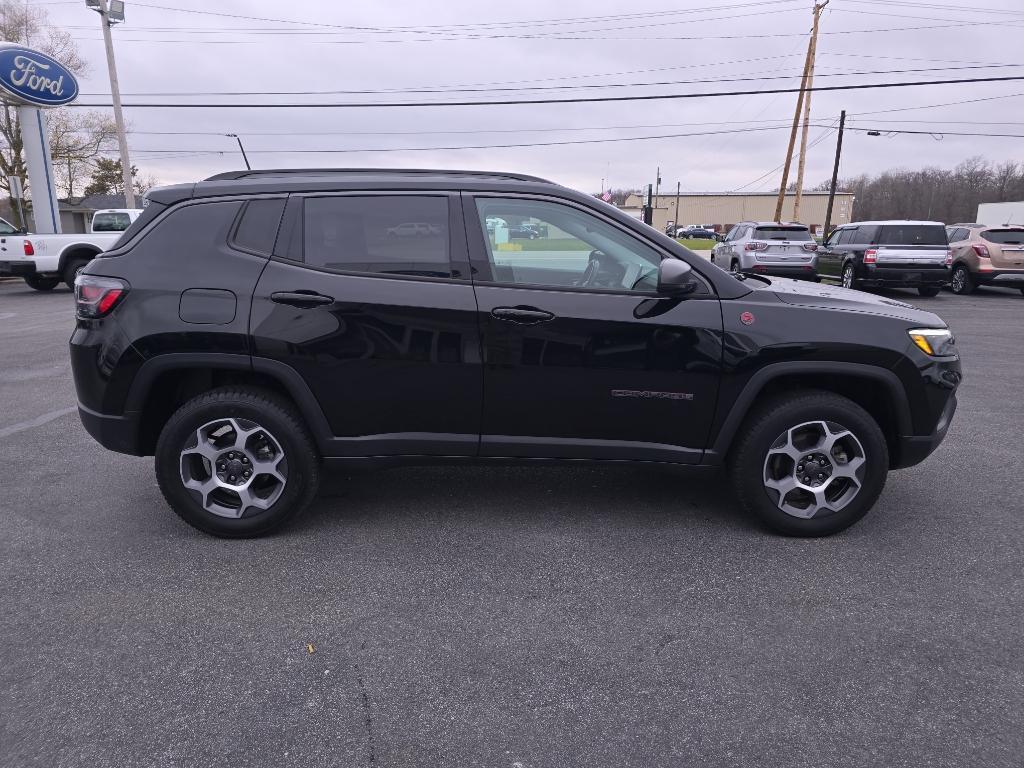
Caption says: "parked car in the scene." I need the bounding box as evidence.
[387,222,442,237]
[710,221,818,281]
[945,224,1024,296]
[508,223,541,239]
[0,208,143,291]
[817,220,950,297]
[71,168,960,538]
[677,227,717,240]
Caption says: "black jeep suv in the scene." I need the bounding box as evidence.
[70,169,961,538]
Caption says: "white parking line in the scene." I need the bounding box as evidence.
[0,407,77,439]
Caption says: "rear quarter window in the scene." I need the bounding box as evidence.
[129,201,243,257]
[877,225,947,246]
[231,198,286,255]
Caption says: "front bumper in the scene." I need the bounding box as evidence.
[0,260,36,277]
[862,264,949,287]
[894,393,957,469]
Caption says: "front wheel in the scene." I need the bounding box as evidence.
[841,263,857,290]
[950,264,974,295]
[728,390,889,536]
[155,387,320,537]
[24,274,60,291]
[917,286,941,297]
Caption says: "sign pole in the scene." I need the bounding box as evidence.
[17,105,62,233]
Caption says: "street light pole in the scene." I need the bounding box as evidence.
[226,134,251,170]
[88,0,135,208]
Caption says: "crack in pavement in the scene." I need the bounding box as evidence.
[0,406,77,439]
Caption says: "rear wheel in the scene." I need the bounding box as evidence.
[155,387,320,537]
[728,390,889,536]
[917,286,941,297]
[950,264,974,295]
[841,262,857,289]
[62,258,90,290]
[730,259,740,273]
[23,274,60,291]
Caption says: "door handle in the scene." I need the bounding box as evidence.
[270,291,334,307]
[491,306,555,324]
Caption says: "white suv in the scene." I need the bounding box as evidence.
[711,221,819,281]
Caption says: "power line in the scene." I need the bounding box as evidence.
[67,74,1024,109]
[851,90,1024,116]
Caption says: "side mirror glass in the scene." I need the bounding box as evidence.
[657,258,698,296]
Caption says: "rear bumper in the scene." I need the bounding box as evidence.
[77,402,144,456]
[975,270,1024,286]
[862,264,949,287]
[0,260,36,277]
[747,264,819,280]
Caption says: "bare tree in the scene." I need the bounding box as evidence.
[48,110,120,198]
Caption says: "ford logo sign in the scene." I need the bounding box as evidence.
[0,44,79,108]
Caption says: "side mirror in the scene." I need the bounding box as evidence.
[657,258,698,296]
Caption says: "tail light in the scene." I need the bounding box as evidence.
[802,242,818,252]
[864,248,877,264]
[75,275,128,319]
[972,243,990,258]
[23,240,34,256]
[944,249,953,266]
[745,241,768,251]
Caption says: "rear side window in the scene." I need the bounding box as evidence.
[92,212,133,232]
[302,196,450,278]
[232,198,286,255]
[877,225,947,246]
[753,226,812,241]
[981,229,1024,245]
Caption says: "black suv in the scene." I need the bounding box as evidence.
[71,169,961,538]
[817,220,951,296]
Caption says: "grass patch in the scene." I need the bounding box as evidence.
[676,238,717,250]
[513,238,593,251]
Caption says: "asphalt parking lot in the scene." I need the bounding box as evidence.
[1,278,1021,768]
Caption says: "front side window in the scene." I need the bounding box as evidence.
[92,212,133,232]
[302,195,450,278]
[474,197,663,293]
[837,228,857,245]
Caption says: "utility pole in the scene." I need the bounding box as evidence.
[643,184,653,226]
[88,0,135,208]
[773,0,828,223]
[654,166,661,198]
[822,109,845,238]
[674,181,681,234]
[794,0,828,221]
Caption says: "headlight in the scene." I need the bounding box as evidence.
[908,328,956,356]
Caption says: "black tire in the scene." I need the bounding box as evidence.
[23,274,60,291]
[841,262,858,290]
[728,390,889,537]
[950,264,974,295]
[917,286,941,297]
[62,258,90,290]
[155,387,320,538]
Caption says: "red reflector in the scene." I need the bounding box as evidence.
[23,240,34,256]
[96,289,124,315]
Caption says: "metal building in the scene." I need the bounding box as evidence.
[621,191,855,234]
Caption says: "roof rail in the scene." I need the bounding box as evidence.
[203,168,552,183]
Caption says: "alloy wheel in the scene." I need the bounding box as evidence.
[762,420,866,519]
[951,266,968,294]
[841,265,854,289]
[179,417,288,518]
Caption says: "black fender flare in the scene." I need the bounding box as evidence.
[123,352,333,449]
[704,361,912,464]
[57,244,103,276]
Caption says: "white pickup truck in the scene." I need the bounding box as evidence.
[0,208,142,291]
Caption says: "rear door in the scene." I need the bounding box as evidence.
[250,192,482,457]
[463,193,724,463]
[750,224,816,266]
[980,228,1024,269]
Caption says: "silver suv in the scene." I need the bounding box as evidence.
[711,221,818,281]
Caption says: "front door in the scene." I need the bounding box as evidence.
[463,194,723,463]
[250,192,482,457]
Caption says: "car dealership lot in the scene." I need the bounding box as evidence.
[1,280,1021,767]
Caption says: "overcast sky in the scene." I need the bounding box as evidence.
[36,0,1024,194]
